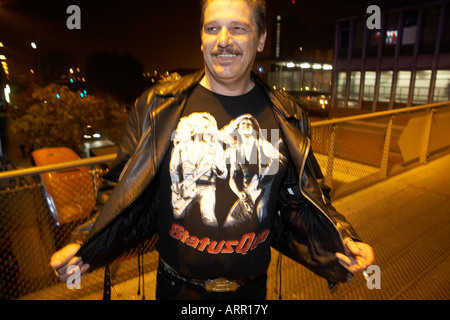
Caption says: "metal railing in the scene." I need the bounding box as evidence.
[0,154,158,300]
[310,101,450,199]
[0,154,117,180]
[0,101,449,300]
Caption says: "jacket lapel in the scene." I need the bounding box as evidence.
[86,74,204,240]
[264,87,331,217]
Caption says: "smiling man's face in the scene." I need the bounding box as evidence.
[201,0,267,94]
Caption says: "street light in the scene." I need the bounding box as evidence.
[30,42,40,83]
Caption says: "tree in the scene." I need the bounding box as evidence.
[10,84,114,155]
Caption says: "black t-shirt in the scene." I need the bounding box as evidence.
[157,83,288,279]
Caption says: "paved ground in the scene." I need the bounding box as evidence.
[20,153,449,300]
[268,153,450,300]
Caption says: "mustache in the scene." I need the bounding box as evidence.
[212,47,243,56]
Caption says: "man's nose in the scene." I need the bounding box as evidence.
[218,26,232,47]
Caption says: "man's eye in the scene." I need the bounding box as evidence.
[206,26,219,33]
[231,26,247,34]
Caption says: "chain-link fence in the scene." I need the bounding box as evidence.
[0,166,157,300]
[0,101,449,300]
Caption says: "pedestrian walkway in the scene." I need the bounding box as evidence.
[266,153,450,300]
[20,153,450,300]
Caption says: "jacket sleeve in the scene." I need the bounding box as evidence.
[102,94,148,182]
[304,150,360,241]
[272,159,352,284]
[293,101,361,242]
[75,185,159,270]
[67,91,153,245]
[272,150,360,284]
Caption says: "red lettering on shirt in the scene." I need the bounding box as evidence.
[168,223,269,255]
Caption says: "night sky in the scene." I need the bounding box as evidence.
[0,0,428,78]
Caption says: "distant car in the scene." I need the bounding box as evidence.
[82,124,115,158]
[31,147,96,225]
[297,92,331,117]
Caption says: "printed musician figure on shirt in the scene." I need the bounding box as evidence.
[222,114,285,227]
[169,112,227,226]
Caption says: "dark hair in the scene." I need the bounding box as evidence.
[200,0,267,36]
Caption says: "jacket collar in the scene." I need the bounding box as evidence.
[154,70,205,98]
[251,72,299,121]
[153,69,297,121]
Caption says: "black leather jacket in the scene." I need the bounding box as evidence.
[77,70,360,284]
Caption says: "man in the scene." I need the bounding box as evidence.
[50,0,374,300]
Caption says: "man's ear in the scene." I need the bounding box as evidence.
[257,31,267,52]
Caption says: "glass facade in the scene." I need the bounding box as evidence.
[333,1,449,112]
[412,70,432,105]
[362,71,376,111]
[336,72,346,108]
[394,71,412,108]
[268,63,332,94]
[433,70,450,102]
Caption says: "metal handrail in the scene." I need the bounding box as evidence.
[0,154,117,180]
[311,101,449,127]
[0,101,448,182]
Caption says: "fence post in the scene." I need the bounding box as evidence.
[325,124,336,188]
[380,115,394,179]
[419,108,435,164]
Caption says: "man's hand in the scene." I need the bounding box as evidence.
[336,238,374,274]
[49,243,90,282]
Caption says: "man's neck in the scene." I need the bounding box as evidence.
[200,72,255,96]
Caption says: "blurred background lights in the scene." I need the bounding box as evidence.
[4,84,11,103]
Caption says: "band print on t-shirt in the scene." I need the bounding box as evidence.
[169,112,286,228]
